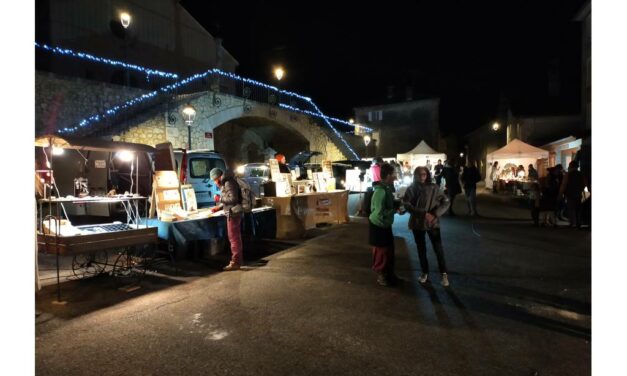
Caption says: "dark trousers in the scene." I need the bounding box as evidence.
[464,186,477,215]
[447,193,458,214]
[566,196,582,227]
[372,243,395,276]
[412,229,447,274]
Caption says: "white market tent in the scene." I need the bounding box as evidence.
[486,138,549,179]
[396,140,446,169]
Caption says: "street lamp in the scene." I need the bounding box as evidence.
[273,67,285,81]
[182,104,197,150]
[492,122,501,131]
[349,118,355,124]
[364,134,371,158]
[120,12,131,29]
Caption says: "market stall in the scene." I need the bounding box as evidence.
[486,138,549,195]
[35,135,158,303]
[396,140,447,173]
[261,158,349,239]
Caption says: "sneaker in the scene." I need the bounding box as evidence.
[223,262,241,271]
[440,273,450,287]
[418,273,428,284]
[376,273,389,287]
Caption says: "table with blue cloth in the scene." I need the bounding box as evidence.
[145,207,276,259]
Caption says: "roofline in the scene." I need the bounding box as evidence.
[573,1,591,21]
[353,97,440,112]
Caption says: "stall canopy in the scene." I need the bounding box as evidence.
[487,138,549,161]
[487,138,549,179]
[396,140,446,167]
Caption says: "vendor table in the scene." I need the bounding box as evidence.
[37,196,157,302]
[144,207,276,259]
[262,190,349,239]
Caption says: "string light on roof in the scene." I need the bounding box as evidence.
[35,42,178,79]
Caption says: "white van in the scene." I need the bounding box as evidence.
[174,150,228,208]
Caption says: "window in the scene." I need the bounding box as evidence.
[368,112,373,122]
[247,167,269,178]
[189,158,226,179]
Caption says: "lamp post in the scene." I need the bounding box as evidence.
[364,134,371,158]
[273,66,285,105]
[492,122,501,131]
[120,12,131,86]
[182,105,197,150]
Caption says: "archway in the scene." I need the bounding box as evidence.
[214,116,310,169]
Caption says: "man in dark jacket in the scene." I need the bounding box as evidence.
[441,160,461,216]
[434,159,444,187]
[461,161,482,216]
[560,161,587,228]
[210,168,243,271]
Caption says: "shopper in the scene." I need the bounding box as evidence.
[360,156,384,216]
[434,159,444,187]
[442,159,461,216]
[490,161,500,193]
[461,161,481,216]
[403,166,451,286]
[210,168,243,271]
[368,163,399,286]
[528,164,539,180]
[539,167,560,227]
[274,153,291,173]
[560,161,587,228]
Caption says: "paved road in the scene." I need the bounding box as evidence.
[36,190,590,375]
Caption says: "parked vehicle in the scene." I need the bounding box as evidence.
[236,163,270,197]
[174,150,227,208]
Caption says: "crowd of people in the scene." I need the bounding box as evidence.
[365,156,589,287]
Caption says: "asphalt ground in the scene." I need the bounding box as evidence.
[36,189,590,375]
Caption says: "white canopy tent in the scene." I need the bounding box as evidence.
[396,140,446,170]
[486,138,549,182]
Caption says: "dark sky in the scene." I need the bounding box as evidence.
[180,0,586,135]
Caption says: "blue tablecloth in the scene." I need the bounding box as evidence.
[144,207,276,252]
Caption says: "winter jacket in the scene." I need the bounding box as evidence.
[402,182,450,230]
[220,175,242,217]
[442,166,461,195]
[461,166,481,189]
[369,183,395,228]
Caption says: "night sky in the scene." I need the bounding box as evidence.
[180,0,586,136]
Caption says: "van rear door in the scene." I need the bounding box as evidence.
[187,156,227,207]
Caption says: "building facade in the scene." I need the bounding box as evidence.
[353,98,440,158]
[35,0,238,87]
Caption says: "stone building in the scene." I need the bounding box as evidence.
[353,98,440,158]
[35,0,238,86]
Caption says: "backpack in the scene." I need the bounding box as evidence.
[235,177,256,213]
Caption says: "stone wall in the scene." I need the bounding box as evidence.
[35,71,148,134]
[117,116,167,147]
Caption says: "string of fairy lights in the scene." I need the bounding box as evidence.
[38,42,368,158]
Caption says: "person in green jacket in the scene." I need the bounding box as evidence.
[369,163,399,286]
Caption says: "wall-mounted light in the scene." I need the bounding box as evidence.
[492,122,500,131]
[120,12,131,29]
[273,67,285,81]
[363,134,371,147]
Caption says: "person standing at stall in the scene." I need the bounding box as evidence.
[528,164,539,180]
[369,163,399,287]
[210,168,243,271]
[434,159,444,187]
[274,153,291,173]
[403,166,451,286]
[491,161,500,193]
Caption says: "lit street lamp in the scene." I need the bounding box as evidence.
[120,12,131,29]
[492,122,501,131]
[182,104,197,150]
[273,67,285,81]
[364,134,371,158]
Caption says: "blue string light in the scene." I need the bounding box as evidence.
[279,104,373,132]
[49,50,363,158]
[35,42,179,79]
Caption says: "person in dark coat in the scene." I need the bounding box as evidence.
[368,163,399,286]
[461,161,482,216]
[403,166,451,286]
[210,168,243,271]
[560,161,587,228]
[539,167,560,226]
[434,159,444,187]
[442,159,461,216]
